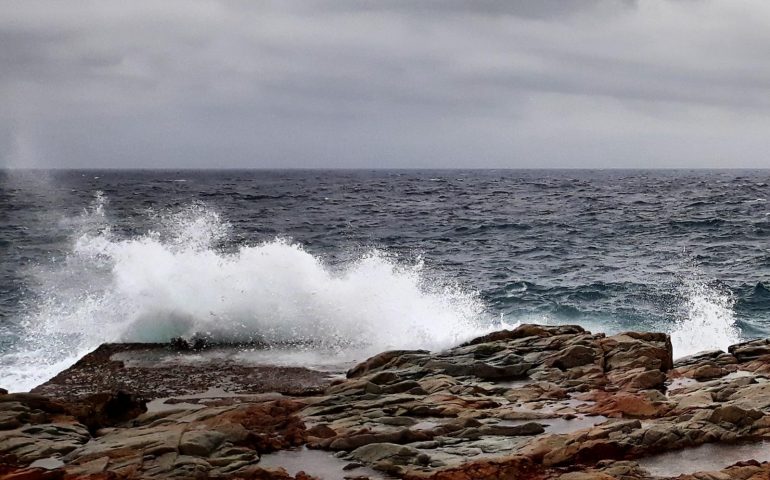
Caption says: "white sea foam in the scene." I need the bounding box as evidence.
[1,194,490,391]
[510,278,743,360]
[669,280,742,358]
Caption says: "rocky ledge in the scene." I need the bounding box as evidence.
[4,325,770,479]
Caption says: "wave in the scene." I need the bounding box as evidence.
[1,193,490,391]
[669,280,742,358]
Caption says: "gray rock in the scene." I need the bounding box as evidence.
[349,442,422,465]
[178,429,226,456]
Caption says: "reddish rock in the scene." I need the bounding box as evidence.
[347,350,429,378]
[212,399,308,452]
[588,391,673,418]
[401,456,541,480]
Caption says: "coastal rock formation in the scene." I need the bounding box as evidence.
[2,324,770,479]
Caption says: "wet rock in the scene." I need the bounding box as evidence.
[589,390,673,418]
[7,325,770,480]
[607,367,667,391]
[558,472,615,480]
[478,422,545,436]
[382,380,424,394]
[692,364,729,381]
[439,361,531,380]
[306,424,336,439]
[178,429,226,456]
[547,345,598,370]
[349,442,422,467]
[674,390,715,410]
[601,332,673,373]
[66,391,147,433]
[32,343,332,401]
[729,338,770,362]
[461,324,573,346]
[708,405,763,427]
[347,350,429,378]
[369,372,401,385]
[169,336,209,351]
[325,428,431,451]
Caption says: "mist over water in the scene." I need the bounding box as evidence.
[1,170,767,391]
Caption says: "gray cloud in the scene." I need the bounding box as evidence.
[2,0,770,168]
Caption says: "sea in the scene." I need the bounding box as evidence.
[2,169,769,392]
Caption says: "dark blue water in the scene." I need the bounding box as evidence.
[2,169,770,390]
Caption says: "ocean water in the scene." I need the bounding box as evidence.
[1,169,769,392]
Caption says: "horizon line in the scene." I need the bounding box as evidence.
[3,167,770,172]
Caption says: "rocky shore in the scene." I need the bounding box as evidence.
[4,324,770,479]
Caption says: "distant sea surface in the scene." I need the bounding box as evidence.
[2,169,770,391]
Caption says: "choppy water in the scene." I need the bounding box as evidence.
[1,169,769,391]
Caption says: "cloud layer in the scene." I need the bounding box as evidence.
[2,0,770,168]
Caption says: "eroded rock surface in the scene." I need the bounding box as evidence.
[3,324,770,479]
[32,343,332,402]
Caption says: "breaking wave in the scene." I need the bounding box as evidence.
[669,280,742,358]
[2,193,490,391]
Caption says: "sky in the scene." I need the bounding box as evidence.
[2,0,770,169]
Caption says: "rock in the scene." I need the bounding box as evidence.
[440,361,531,380]
[0,468,65,480]
[6,326,770,480]
[462,324,569,345]
[326,428,431,451]
[378,416,417,427]
[347,350,429,378]
[478,422,545,436]
[708,405,763,426]
[547,345,597,370]
[178,429,226,456]
[369,372,401,385]
[692,364,728,380]
[608,367,667,392]
[729,338,770,362]
[66,390,147,432]
[674,390,714,410]
[170,336,209,351]
[306,424,336,439]
[349,442,421,466]
[559,472,615,480]
[589,390,673,418]
[601,333,673,373]
[32,343,332,401]
[382,380,423,394]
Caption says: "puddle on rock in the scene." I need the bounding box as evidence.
[666,377,699,394]
[146,400,204,413]
[259,447,395,480]
[494,379,531,389]
[637,441,770,477]
[146,387,283,412]
[29,457,65,470]
[411,418,443,431]
[723,370,756,380]
[667,370,758,396]
[498,414,608,434]
[537,399,595,414]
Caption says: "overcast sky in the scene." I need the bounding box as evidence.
[3,0,770,169]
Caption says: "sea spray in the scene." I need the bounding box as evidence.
[669,279,742,358]
[1,195,490,391]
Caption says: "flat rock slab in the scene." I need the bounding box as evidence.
[31,343,334,402]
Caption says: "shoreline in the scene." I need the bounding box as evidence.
[2,324,770,479]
